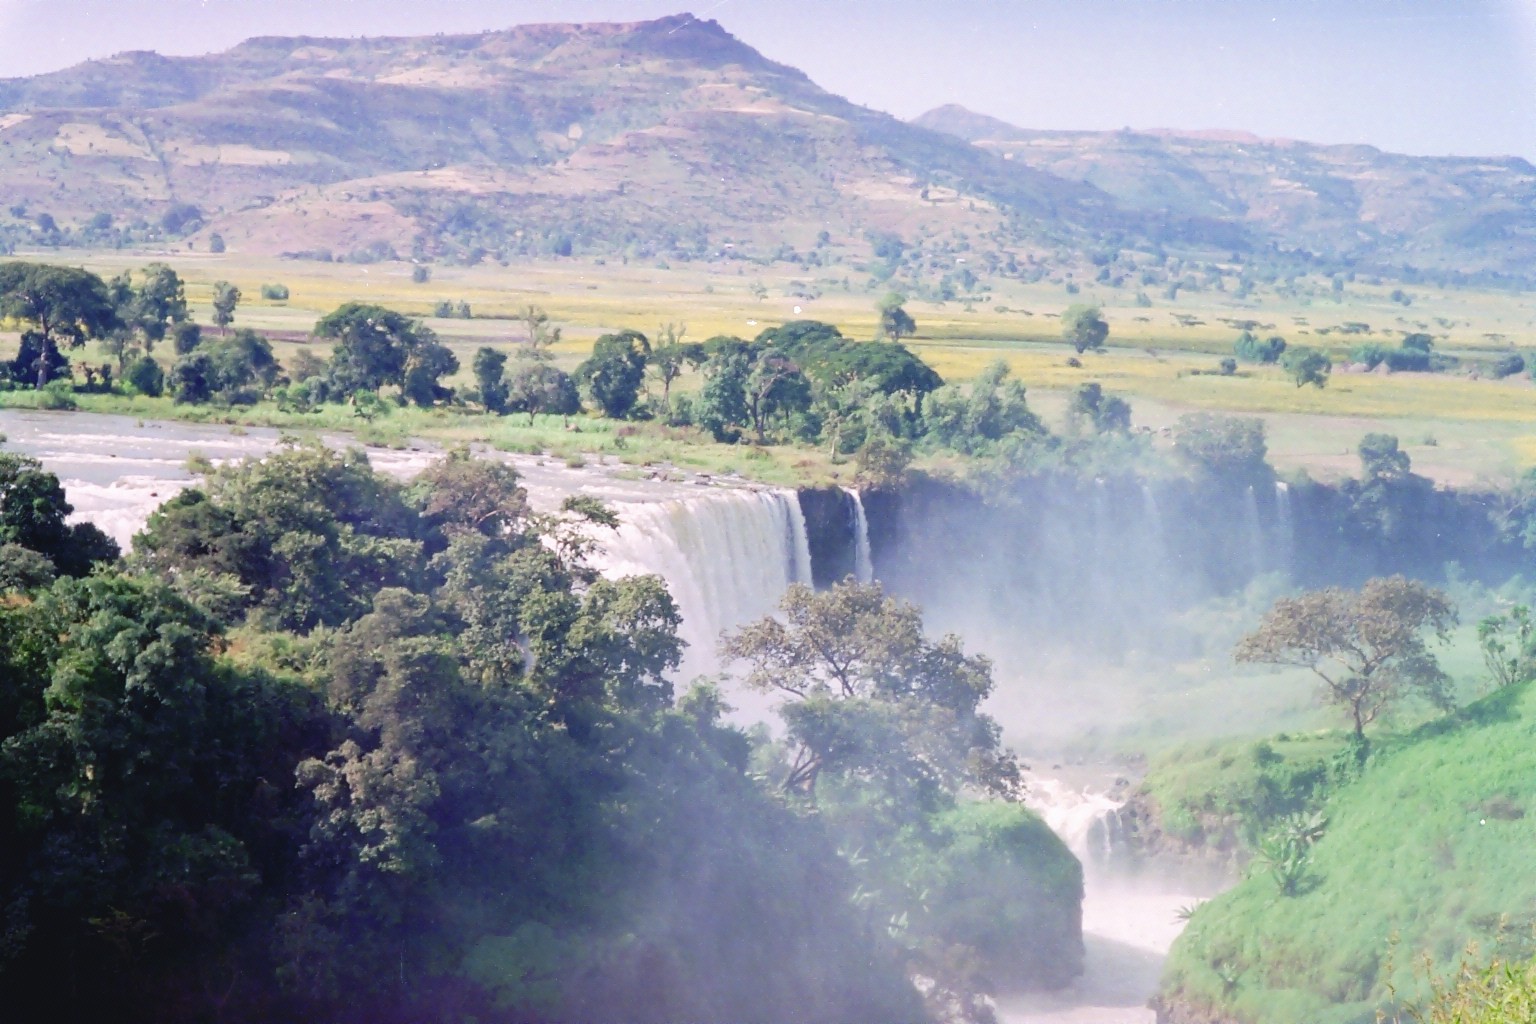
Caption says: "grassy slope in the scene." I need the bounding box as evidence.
[1158,679,1536,1024]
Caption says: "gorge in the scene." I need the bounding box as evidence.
[7,407,1529,1022]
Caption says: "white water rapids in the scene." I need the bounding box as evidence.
[996,772,1213,1024]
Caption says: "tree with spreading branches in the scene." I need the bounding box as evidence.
[1235,575,1456,738]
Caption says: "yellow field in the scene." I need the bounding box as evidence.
[6,247,1536,484]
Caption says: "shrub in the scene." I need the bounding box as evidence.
[259,283,289,301]
[1491,354,1525,379]
[125,356,164,397]
[1351,343,1390,369]
[36,380,77,410]
[1235,331,1287,363]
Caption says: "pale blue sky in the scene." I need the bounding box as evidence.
[1,0,1532,158]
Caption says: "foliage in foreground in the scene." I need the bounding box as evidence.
[0,445,1080,1024]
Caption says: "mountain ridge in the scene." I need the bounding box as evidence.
[913,103,1536,278]
[0,19,1529,281]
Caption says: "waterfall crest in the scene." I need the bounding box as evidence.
[590,487,814,682]
[843,487,874,583]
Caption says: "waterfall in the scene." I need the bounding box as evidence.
[1243,484,1265,575]
[1026,775,1128,872]
[1274,481,1295,578]
[589,487,814,686]
[843,487,875,583]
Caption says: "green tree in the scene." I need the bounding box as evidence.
[124,354,164,397]
[169,352,216,404]
[0,571,325,1023]
[1067,382,1131,434]
[923,360,1042,454]
[171,320,202,355]
[647,323,703,415]
[211,280,240,333]
[1235,575,1457,738]
[1477,605,1535,690]
[722,578,1018,803]
[516,304,561,360]
[0,453,119,576]
[1358,433,1411,482]
[1061,304,1109,354]
[746,351,811,442]
[1173,413,1268,476]
[879,303,917,342]
[1234,330,1287,364]
[134,442,421,630]
[130,262,189,349]
[576,329,649,419]
[0,261,118,386]
[1282,346,1331,388]
[508,362,582,425]
[473,346,510,413]
[314,302,456,406]
[696,343,752,441]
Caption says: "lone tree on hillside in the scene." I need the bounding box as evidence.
[1061,304,1109,354]
[1235,575,1456,739]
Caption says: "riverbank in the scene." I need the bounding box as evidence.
[0,389,852,489]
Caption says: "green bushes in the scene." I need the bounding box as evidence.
[124,355,164,397]
[1234,330,1287,364]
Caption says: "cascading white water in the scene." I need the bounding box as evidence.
[843,487,875,584]
[588,487,814,694]
[997,772,1210,1024]
[1244,484,1265,575]
[1275,480,1295,577]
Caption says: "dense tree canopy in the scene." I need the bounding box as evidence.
[314,302,458,406]
[576,329,650,419]
[7,445,1078,1024]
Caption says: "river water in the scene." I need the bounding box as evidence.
[0,409,1218,1020]
[1000,772,1215,1024]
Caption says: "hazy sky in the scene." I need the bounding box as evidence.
[1,0,1532,159]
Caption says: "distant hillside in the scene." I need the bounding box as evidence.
[0,15,1138,265]
[914,104,1536,279]
[0,18,1528,282]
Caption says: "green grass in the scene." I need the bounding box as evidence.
[1158,679,1536,1024]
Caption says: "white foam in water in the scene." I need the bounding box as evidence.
[589,488,813,712]
[843,486,874,583]
[994,773,1210,1024]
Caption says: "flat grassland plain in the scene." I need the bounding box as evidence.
[3,247,1536,487]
